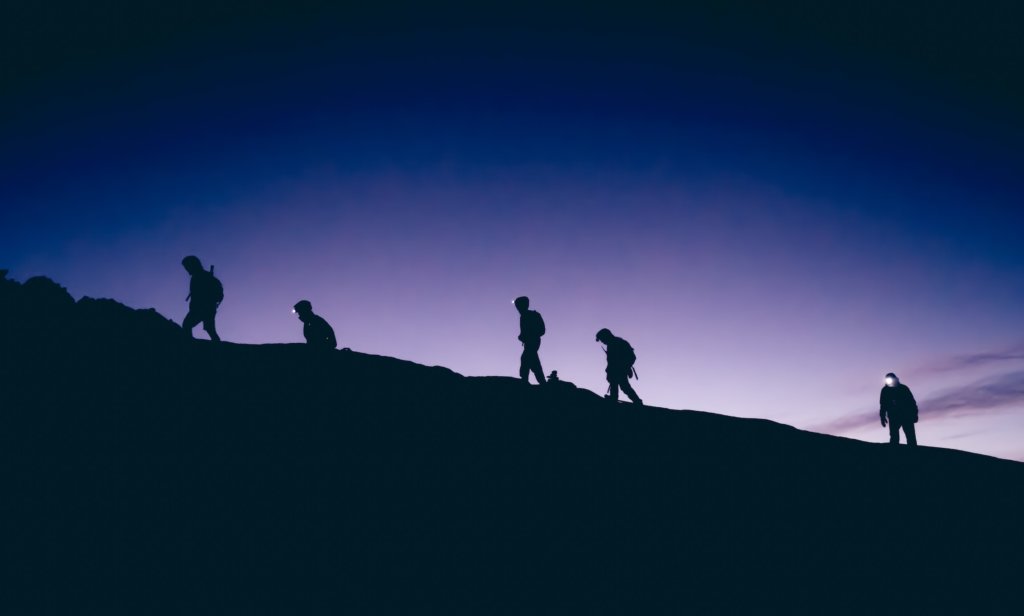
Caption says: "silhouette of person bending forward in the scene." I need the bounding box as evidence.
[596,328,642,405]
[515,296,546,384]
[181,256,222,342]
[293,300,337,349]
[880,372,918,446]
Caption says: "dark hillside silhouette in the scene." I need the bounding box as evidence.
[1,272,1022,612]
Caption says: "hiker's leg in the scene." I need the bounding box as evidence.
[529,341,545,384]
[530,357,545,384]
[888,420,900,445]
[607,374,619,400]
[203,311,221,342]
[520,341,543,384]
[620,379,642,405]
[903,421,917,447]
[182,310,201,338]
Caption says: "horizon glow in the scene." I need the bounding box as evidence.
[3,4,1022,460]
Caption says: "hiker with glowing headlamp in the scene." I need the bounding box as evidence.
[293,300,337,349]
[880,372,918,446]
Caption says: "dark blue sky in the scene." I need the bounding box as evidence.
[3,2,1023,458]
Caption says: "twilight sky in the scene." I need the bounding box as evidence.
[3,2,1023,459]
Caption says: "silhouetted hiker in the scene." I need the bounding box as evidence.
[514,296,546,384]
[293,300,337,349]
[181,256,223,342]
[596,328,642,405]
[880,372,918,446]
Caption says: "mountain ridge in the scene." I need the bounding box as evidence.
[1,272,1022,612]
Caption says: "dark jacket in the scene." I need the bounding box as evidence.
[188,270,221,307]
[303,314,337,349]
[604,336,636,375]
[880,383,919,423]
[518,310,546,343]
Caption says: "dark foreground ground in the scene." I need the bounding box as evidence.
[2,274,1022,613]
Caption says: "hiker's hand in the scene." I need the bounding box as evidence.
[880,417,887,427]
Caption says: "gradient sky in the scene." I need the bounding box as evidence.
[3,2,1023,459]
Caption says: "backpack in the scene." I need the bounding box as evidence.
[207,266,224,305]
[531,310,546,337]
[622,341,637,379]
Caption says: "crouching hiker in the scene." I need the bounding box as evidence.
[293,300,337,349]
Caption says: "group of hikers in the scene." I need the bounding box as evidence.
[181,255,919,444]
[512,296,642,406]
[181,255,336,349]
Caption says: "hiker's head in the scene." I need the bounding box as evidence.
[885,373,899,387]
[181,255,203,274]
[514,296,530,313]
[595,328,613,343]
[293,300,313,319]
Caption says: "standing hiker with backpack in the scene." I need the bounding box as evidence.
[181,255,223,342]
[880,372,919,446]
[514,296,546,385]
[596,328,642,405]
